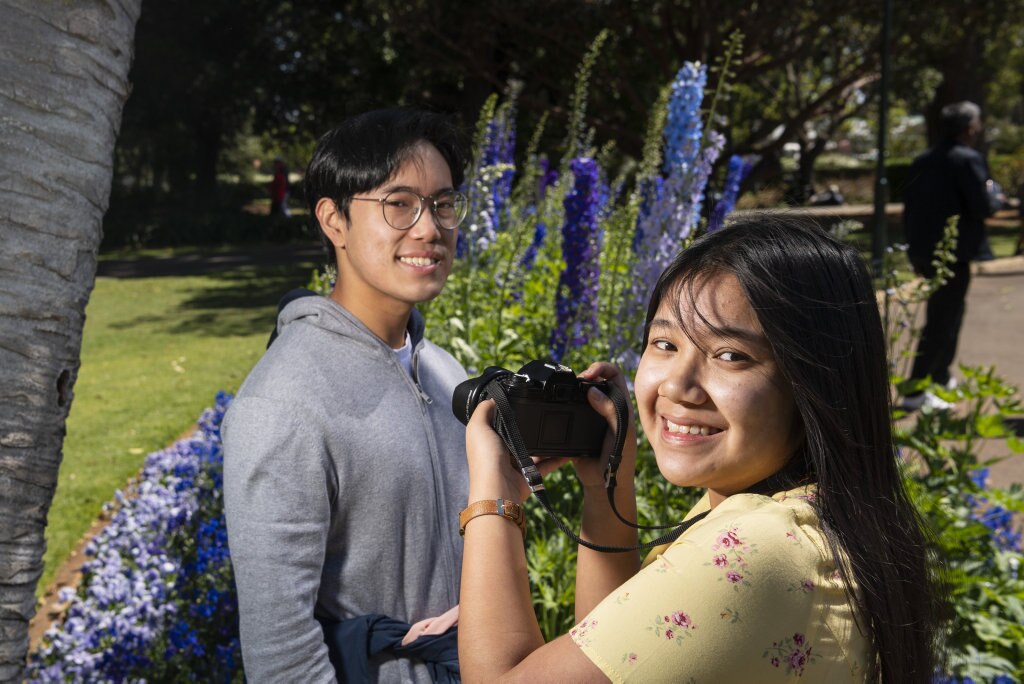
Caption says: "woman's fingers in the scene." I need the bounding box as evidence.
[586,385,619,432]
[467,398,497,430]
[534,456,571,477]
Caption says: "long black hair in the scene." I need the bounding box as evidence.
[644,215,940,682]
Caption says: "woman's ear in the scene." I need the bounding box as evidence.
[316,197,348,251]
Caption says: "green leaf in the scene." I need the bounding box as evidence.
[975,414,1007,438]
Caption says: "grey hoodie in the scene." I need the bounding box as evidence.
[223,295,468,683]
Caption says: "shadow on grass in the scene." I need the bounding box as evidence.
[172,264,318,338]
[105,262,318,338]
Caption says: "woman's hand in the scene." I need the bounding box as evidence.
[401,604,459,646]
[465,399,567,504]
[573,361,638,489]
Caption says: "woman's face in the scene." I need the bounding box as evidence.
[634,271,800,507]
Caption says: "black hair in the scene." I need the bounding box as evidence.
[643,215,940,682]
[304,107,468,266]
[939,101,981,142]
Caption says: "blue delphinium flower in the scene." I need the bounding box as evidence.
[461,104,517,260]
[618,128,723,372]
[708,154,755,232]
[964,467,1022,552]
[520,221,547,271]
[27,394,242,682]
[610,66,724,372]
[550,157,606,361]
[519,158,557,272]
[662,62,707,174]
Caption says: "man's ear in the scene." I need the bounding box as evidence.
[316,197,348,251]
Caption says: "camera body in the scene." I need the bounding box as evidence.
[452,360,609,458]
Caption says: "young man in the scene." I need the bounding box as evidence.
[223,109,470,682]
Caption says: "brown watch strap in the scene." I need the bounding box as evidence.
[459,498,526,537]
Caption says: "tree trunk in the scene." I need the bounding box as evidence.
[925,34,987,146]
[0,1,140,680]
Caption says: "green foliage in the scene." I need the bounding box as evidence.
[883,221,1024,681]
[900,371,1024,681]
[989,153,1024,198]
[564,29,610,163]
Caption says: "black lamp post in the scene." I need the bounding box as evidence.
[872,0,894,278]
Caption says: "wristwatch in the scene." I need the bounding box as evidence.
[459,498,526,538]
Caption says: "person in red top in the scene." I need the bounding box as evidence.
[270,157,290,217]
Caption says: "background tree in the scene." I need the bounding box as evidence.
[896,0,1024,146]
[0,1,141,679]
[106,0,1024,234]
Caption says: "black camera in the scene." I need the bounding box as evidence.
[452,360,610,458]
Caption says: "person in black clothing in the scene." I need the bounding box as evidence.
[902,101,996,410]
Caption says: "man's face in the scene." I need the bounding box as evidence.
[329,141,458,319]
[965,117,982,146]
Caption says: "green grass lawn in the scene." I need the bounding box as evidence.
[40,252,317,595]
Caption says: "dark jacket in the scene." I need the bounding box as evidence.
[903,140,994,266]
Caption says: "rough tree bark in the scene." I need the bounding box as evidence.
[0,1,140,680]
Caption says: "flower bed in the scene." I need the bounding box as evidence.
[28,392,240,683]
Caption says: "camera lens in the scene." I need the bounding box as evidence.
[451,366,512,425]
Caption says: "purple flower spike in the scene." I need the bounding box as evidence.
[708,154,754,232]
[551,157,606,361]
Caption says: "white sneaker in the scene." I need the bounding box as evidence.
[900,391,954,412]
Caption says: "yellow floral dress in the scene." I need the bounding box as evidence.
[570,487,869,682]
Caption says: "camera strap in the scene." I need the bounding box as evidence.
[484,377,712,553]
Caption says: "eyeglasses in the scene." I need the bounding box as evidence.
[351,189,469,231]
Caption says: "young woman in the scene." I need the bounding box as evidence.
[458,217,940,682]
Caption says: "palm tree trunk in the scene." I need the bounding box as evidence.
[0,1,141,679]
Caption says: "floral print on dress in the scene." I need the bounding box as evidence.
[570,617,598,648]
[788,578,815,594]
[777,488,816,504]
[572,487,866,681]
[647,610,698,644]
[719,607,742,623]
[704,524,757,589]
[763,632,818,676]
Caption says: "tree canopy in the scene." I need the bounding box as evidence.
[111,0,1024,237]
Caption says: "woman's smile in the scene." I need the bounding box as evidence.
[634,272,800,505]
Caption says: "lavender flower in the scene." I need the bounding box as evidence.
[550,157,606,361]
[708,154,754,232]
